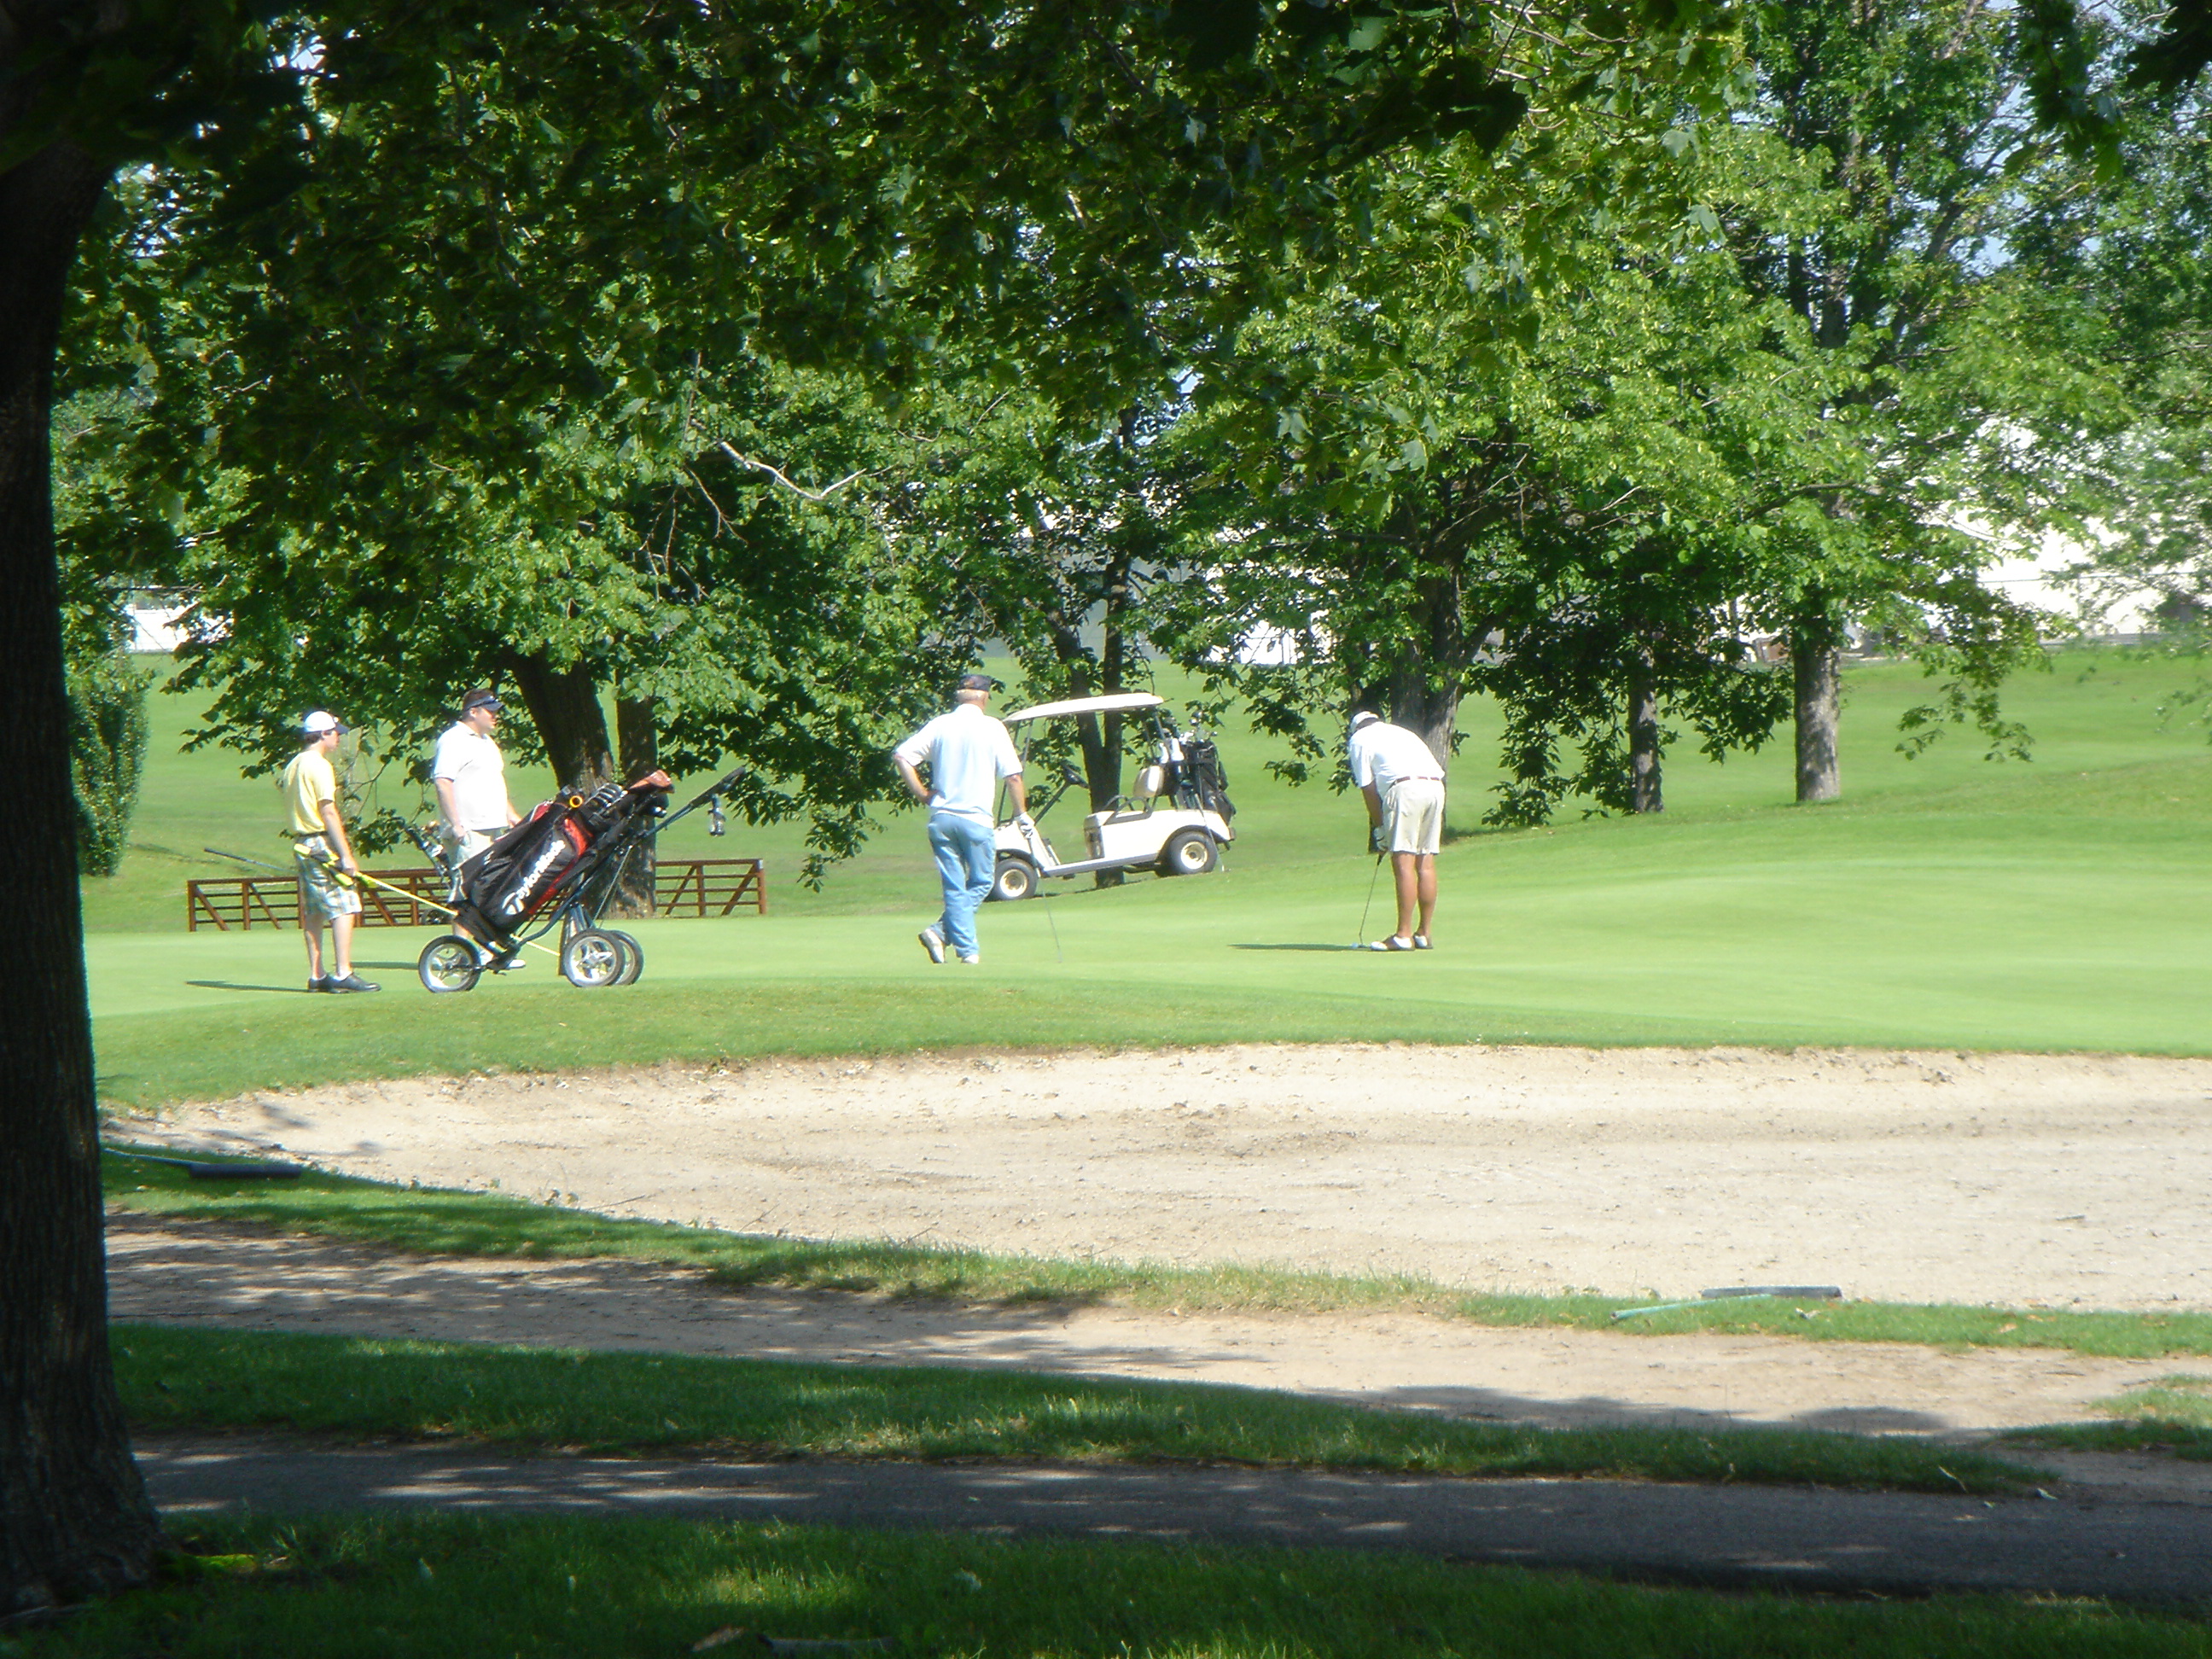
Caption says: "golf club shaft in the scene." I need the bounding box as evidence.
[203,845,288,871]
[209,845,559,958]
[1357,851,1382,946]
[212,843,455,913]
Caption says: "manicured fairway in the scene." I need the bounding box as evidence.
[84,650,2212,1105]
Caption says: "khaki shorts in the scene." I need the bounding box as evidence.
[446,827,496,863]
[1384,778,1445,856]
[294,835,362,923]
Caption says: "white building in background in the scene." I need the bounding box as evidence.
[1236,623,1308,665]
[1976,527,2170,638]
[125,595,192,654]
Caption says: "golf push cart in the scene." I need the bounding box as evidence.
[413,766,742,992]
[987,692,1235,901]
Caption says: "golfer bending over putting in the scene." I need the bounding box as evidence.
[895,672,1030,966]
[1348,708,1444,952]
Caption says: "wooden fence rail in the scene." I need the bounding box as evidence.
[185,858,766,932]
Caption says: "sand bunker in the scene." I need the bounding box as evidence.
[117,1042,2212,1312]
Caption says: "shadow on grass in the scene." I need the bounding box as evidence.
[79,1511,2209,1659]
[102,1149,2212,1361]
[1229,943,1366,952]
[2005,1420,2212,1461]
[184,981,318,995]
[112,1325,2042,1493]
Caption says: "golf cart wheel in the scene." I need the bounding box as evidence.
[607,929,644,986]
[1158,828,1219,876]
[417,936,481,994]
[559,928,627,988]
[990,853,1038,902]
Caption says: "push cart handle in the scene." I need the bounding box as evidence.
[658,766,746,830]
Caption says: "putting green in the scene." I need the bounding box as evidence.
[84,651,2212,1106]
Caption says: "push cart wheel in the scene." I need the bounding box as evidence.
[607,929,644,986]
[417,936,482,994]
[560,928,627,988]
[1158,828,1218,876]
[989,853,1037,902]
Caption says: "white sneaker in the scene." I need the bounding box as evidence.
[958,953,981,965]
[919,927,946,964]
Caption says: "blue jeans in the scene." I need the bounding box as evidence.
[927,812,998,959]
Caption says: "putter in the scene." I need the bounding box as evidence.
[1042,891,1063,963]
[1356,850,1383,948]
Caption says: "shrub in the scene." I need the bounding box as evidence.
[69,647,154,877]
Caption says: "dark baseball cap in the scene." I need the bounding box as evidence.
[462,688,504,713]
[957,672,1000,691]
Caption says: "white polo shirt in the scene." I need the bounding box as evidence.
[430,722,509,831]
[1348,721,1445,795]
[894,704,1022,825]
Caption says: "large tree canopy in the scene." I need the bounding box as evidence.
[5,0,1755,1612]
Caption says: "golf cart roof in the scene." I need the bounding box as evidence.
[1001,691,1165,725]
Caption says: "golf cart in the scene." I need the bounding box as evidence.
[988,692,1235,901]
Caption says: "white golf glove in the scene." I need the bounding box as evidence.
[1014,813,1036,832]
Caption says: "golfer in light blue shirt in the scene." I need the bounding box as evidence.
[894,673,1030,965]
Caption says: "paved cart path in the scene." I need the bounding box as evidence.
[140,1433,2212,1604]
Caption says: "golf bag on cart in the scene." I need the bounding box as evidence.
[449,774,669,941]
[1161,732,1235,822]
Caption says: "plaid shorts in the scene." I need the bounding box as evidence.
[294,835,362,923]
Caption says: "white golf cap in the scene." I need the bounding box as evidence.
[300,710,342,736]
[1348,710,1381,732]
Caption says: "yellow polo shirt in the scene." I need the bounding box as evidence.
[280,749,338,836]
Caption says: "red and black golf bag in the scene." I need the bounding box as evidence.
[450,771,672,940]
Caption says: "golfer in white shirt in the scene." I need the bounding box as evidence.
[894,673,1030,965]
[431,688,521,866]
[1347,709,1445,952]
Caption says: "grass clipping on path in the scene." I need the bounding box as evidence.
[114,1325,2039,1495]
[32,1514,2211,1659]
[106,1148,2212,1360]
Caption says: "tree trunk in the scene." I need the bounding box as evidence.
[1365,570,1467,777]
[1042,609,1125,887]
[1791,610,1842,803]
[1383,671,1460,780]
[507,652,615,790]
[1094,550,1130,809]
[1086,561,1132,887]
[1,139,166,1615]
[1627,644,1663,814]
[610,693,657,917]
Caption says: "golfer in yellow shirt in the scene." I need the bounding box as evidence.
[278,712,378,992]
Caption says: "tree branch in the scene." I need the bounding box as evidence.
[714,440,867,503]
